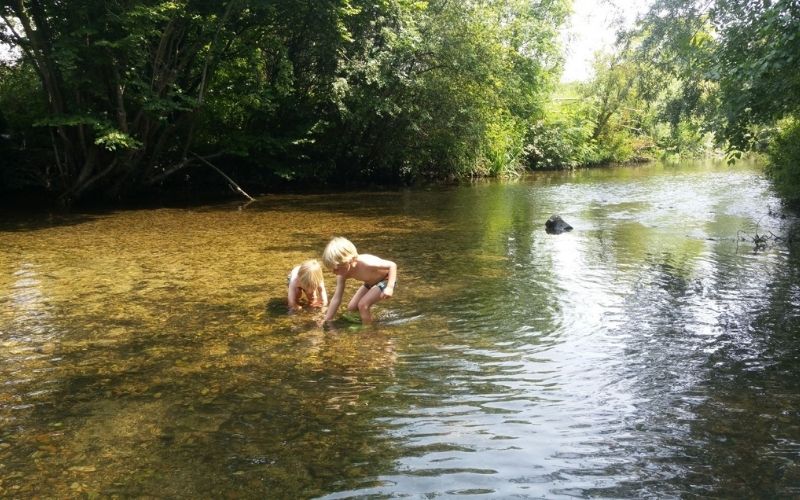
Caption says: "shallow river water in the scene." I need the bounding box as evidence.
[1,160,799,497]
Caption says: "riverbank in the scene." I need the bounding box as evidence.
[0,157,662,212]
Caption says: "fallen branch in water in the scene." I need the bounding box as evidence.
[736,213,790,251]
[736,229,781,251]
[190,152,254,201]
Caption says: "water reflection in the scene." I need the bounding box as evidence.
[1,160,799,497]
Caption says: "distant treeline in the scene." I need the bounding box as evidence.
[1,0,798,206]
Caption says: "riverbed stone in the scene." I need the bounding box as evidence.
[545,214,573,234]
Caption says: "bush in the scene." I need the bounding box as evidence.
[526,118,601,169]
[766,117,800,206]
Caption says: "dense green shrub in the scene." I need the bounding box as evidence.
[766,117,800,205]
[526,117,599,168]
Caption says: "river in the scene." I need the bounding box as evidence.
[1,159,798,497]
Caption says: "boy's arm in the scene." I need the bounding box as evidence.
[381,259,397,298]
[323,276,345,321]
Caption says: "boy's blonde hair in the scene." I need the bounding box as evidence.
[322,237,358,270]
[297,259,324,290]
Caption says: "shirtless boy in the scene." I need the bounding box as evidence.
[321,237,397,324]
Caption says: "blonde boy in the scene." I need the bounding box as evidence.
[322,237,397,324]
[287,259,328,310]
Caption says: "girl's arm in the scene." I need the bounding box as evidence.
[288,280,300,309]
[319,280,329,307]
[323,275,345,322]
[287,266,301,309]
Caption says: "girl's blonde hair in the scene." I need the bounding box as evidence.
[297,259,324,290]
[322,237,358,270]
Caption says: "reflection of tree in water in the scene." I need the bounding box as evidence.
[583,234,800,497]
[677,233,800,497]
[571,250,711,497]
[409,182,564,343]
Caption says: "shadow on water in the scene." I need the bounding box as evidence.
[0,210,104,232]
[0,183,471,234]
[579,218,800,498]
[264,296,290,316]
[677,230,800,497]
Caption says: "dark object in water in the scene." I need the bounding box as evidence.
[545,214,573,234]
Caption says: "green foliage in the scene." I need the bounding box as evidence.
[1,0,570,203]
[766,117,800,205]
[94,128,142,152]
[629,0,800,200]
[548,0,798,195]
[526,107,600,168]
[0,63,44,132]
[710,0,800,149]
[308,0,568,180]
[1,0,257,200]
[0,62,50,191]
[529,49,687,169]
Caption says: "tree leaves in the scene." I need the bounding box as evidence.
[1,0,570,202]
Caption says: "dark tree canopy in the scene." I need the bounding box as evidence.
[0,0,569,204]
[3,0,799,206]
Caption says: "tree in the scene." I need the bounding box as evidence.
[316,0,569,181]
[632,0,800,199]
[1,1,253,203]
[1,0,570,204]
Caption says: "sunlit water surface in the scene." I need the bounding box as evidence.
[1,160,799,497]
